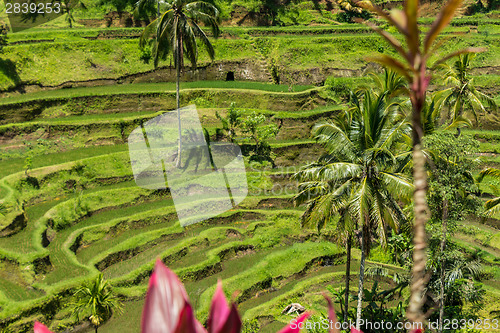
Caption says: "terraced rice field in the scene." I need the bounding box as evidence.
[0,20,499,332]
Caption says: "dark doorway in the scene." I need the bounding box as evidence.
[226,71,235,81]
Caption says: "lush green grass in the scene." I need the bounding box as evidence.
[0,38,256,90]
[1,30,498,90]
[0,144,127,178]
[0,81,314,106]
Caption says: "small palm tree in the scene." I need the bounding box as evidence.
[140,0,220,168]
[71,274,122,333]
[294,90,413,329]
[440,53,497,130]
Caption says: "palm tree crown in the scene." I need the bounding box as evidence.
[295,90,412,248]
[440,53,497,126]
[140,0,220,69]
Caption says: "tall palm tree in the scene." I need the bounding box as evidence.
[140,0,220,168]
[71,274,122,333]
[440,53,497,131]
[294,90,413,329]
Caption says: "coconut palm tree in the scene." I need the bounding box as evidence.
[71,274,122,333]
[440,53,497,132]
[140,0,220,168]
[294,90,413,329]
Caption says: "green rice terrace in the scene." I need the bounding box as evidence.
[0,0,499,332]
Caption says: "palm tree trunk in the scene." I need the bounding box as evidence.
[407,144,428,327]
[407,74,430,328]
[95,325,98,333]
[439,198,448,333]
[175,37,182,168]
[344,235,352,323]
[356,233,366,331]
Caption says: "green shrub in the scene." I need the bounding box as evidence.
[324,76,352,101]
[241,319,260,333]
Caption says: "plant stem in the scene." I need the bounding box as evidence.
[344,235,352,323]
[439,198,449,333]
[356,233,366,330]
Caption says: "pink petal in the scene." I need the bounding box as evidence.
[323,294,340,333]
[34,322,53,333]
[142,259,191,333]
[208,280,231,333]
[278,313,310,333]
[350,327,363,333]
[216,303,242,333]
[174,302,205,333]
[195,319,209,333]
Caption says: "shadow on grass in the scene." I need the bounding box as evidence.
[0,58,21,88]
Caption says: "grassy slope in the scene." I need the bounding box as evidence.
[0,26,498,91]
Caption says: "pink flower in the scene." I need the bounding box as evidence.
[141,259,206,333]
[34,322,53,333]
[207,281,241,333]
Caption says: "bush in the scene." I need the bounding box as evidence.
[324,76,352,101]
[139,47,152,64]
[241,319,260,333]
[335,10,371,23]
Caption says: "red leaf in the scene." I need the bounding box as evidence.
[141,259,192,333]
[278,313,310,333]
[34,322,53,333]
[208,281,242,333]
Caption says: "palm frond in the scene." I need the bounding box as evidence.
[484,197,500,217]
[477,167,500,183]
[379,172,414,202]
